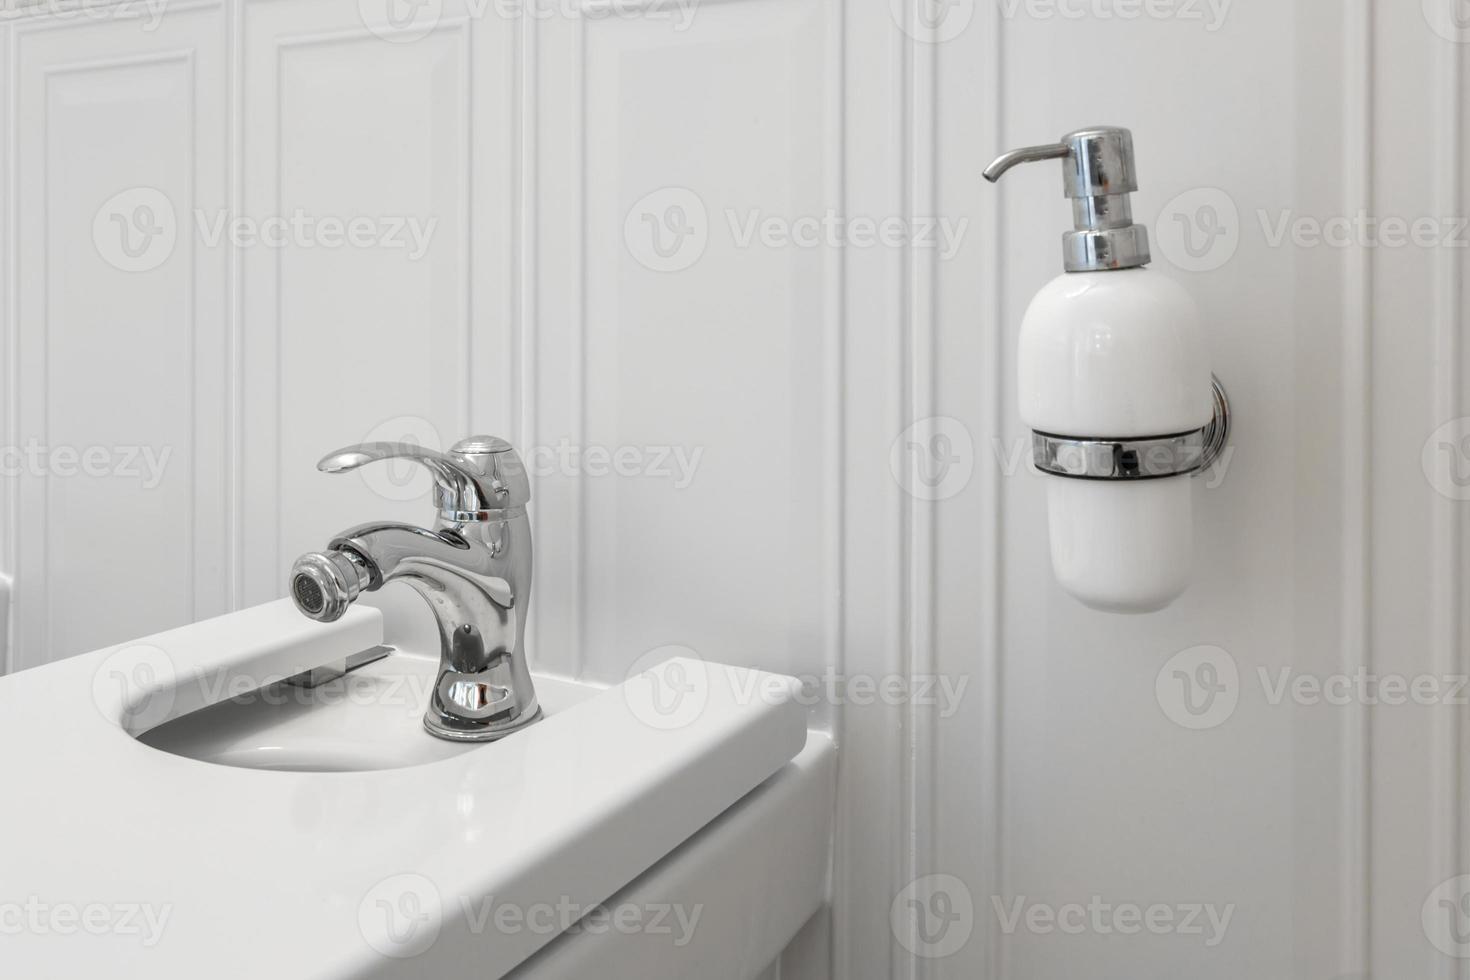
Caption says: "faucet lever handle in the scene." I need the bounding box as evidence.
[317,437,530,519]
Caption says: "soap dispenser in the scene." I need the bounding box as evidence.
[985,127,1230,613]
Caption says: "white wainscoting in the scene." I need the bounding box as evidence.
[5,0,230,669]
[1,1,1466,978]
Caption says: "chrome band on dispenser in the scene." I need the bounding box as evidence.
[1033,429,1207,480]
[1032,376,1233,481]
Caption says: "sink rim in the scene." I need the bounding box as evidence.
[136,655,607,774]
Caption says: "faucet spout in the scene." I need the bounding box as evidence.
[288,437,541,742]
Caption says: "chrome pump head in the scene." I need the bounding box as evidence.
[983,126,1150,273]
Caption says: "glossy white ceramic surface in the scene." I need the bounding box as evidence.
[1045,475,1195,614]
[138,652,601,772]
[1017,268,1212,437]
[507,732,836,980]
[0,600,809,979]
[1017,266,1212,612]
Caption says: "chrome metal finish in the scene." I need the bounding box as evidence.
[289,436,540,742]
[1033,430,1208,480]
[284,645,394,689]
[1032,374,1233,481]
[980,142,1071,181]
[1199,374,1232,473]
[1062,224,1150,273]
[317,437,531,521]
[290,550,372,622]
[984,126,1152,272]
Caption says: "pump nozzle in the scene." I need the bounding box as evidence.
[982,142,1071,182]
[984,126,1151,272]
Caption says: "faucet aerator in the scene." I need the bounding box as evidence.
[289,550,372,623]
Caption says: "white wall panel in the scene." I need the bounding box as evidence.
[237,0,517,648]
[7,1,227,669]
[529,0,840,696]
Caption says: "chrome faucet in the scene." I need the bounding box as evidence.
[288,436,540,742]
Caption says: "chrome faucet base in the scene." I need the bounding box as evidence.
[424,698,543,742]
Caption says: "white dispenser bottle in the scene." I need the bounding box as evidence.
[985,128,1225,613]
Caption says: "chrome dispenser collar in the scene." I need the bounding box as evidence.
[1032,376,1233,480]
[984,126,1151,273]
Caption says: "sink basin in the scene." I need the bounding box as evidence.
[0,599,810,979]
[138,652,600,772]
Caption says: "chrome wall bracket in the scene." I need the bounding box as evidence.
[1032,375,1232,481]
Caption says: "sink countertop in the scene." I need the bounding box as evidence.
[0,600,809,979]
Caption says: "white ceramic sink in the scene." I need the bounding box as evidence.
[138,652,601,772]
[0,600,812,979]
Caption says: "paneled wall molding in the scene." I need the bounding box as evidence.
[1429,12,1465,980]
[236,0,518,625]
[6,0,228,668]
[3,3,1467,979]
[1341,1,1373,970]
